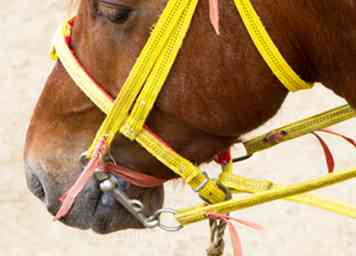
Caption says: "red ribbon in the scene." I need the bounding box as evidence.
[104,163,166,188]
[311,129,356,174]
[215,148,232,166]
[311,132,335,173]
[319,129,356,149]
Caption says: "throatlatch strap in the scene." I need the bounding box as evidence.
[233,0,314,91]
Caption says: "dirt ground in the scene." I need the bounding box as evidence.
[1,1,356,255]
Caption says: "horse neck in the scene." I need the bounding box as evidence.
[293,0,356,106]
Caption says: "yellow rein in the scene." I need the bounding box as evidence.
[50,0,355,229]
[178,166,356,225]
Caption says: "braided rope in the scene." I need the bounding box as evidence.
[207,218,228,256]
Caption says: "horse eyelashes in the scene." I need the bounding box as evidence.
[95,1,133,24]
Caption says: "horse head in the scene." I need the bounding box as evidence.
[24,0,356,234]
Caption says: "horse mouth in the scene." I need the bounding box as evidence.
[25,161,164,234]
[51,179,164,234]
[89,184,164,234]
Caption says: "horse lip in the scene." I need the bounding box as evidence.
[142,185,164,214]
[91,210,143,234]
[90,184,164,234]
[91,198,143,234]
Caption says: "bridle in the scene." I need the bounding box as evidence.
[49,0,356,252]
[52,0,245,223]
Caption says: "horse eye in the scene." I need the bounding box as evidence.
[96,1,133,24]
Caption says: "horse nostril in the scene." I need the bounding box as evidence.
[28,173,46,202]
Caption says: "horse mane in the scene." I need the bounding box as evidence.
[69,0,78,5]
[69,0,80,12]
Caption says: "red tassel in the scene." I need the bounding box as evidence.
[311,132,335,173]
[215,148,232,166]
[319,129,356,149]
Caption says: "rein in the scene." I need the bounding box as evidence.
[49,0,356,255]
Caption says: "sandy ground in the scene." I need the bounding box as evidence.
[1,1,356,255]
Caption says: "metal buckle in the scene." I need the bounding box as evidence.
[193,172,232,203]
[216,180,232,201]
[193,172,210,192]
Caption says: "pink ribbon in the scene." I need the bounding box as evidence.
[55,137,108,220]
[209,0,220,35]
[208,212,263,256]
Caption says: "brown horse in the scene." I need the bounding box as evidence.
[24,0,356,234]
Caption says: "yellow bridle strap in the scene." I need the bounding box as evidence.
[233,0,314,91]
[121,0,198,140]
[87,0,197,157]
[219,163,356,219]
[243,104,356,155]
[135,128,227,203]
[50,20,114,114]
[50,0,355,216]
[50,1,227,204]
[177,167,356,225]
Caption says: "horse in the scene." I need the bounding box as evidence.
[24,0,356,235]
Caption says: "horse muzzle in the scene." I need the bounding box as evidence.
[24,161,164,234]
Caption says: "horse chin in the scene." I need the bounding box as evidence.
[89,185,165,234]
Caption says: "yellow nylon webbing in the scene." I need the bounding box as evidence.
[121,0,198,139]
[50,21,113,114]
[135,129,227,203]
[87,0,195,157]
[177,168,356,225]
[219,163,356,219]
[50,1,227,204]
[50,0,356,222]
[233,0,314,91]
[243,104,356,155]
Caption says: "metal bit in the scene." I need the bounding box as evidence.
[96,173,159,228]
